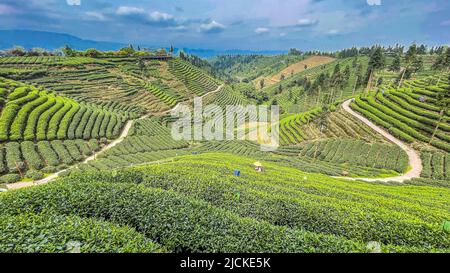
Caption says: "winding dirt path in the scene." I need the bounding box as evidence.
[5,84,224,191]
[340,99,422,183]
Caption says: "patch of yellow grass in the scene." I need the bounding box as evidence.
[254,56,335,89]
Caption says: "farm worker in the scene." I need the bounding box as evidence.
[253,161,263,172]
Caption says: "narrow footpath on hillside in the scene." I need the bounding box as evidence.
[340,99,422,183]
[5,84,224,191]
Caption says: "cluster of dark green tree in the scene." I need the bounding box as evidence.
[336,43,436,59]
[432,47,450,71]
[0,46,61,57]
[361,43,438,90]
[238,86,269,105]
[286,63,352,95]
[288,48,335,57]
[209,54,262,71]
[61,45,170,58]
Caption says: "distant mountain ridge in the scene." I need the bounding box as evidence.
[0,29,126,51]
[176,48,286,58]
[0,29,286,57]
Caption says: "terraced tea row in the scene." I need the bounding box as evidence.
[0,57,194,114]
[6,153,447,252]
[296,138,409,173]
[278,107,323,145]
[70,118,189,172]
[144,83,179,107]
[193,140,399,177]
[203,85,250,106]
[75,149,192,172]
[0,57,226,115]
[351,75,450,152]
[421,151,450,180]
[122,153,449,250]
[27,67,167,114]
[169,59,220,96]
[300,108,387,143]
[0,78,127,142]
[0,139,102,184]
[62,115,398,179]
[0,56,109,66]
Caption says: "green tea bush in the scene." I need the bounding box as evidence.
[5,142,24,173]
[10,94,47,141]
[51,141,74,165]
[74,140,93,156]
[0,147,6,174]
[36,99,64,141]
[68,106,87,139]
[64,140,83,161]
[0,173,21,184]
[7,86,28,100]
[24,97,56,141]
[0,104,21,141]
[83,111,99,140]
[47,99,73,140]
[37,141,60,166]
[25,169,44,180]
[41,166,58,173]
[0,180,373,253]
[75,108,93,139]
[0,213,163,253]
[91,111,105,139]
[131,162,448,249]
[57,103,80,140]
[21,141,44,170]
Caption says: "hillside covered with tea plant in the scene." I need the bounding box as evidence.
[0,44,449,253]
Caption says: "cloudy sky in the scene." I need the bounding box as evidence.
[0,0,449,50]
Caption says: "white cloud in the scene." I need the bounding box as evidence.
[367,0,382,6]
[327,29,340,35]
[296,18,318,27]
[199,20,225,33]
[255,27,270,34]
[85,11,105,21]
[116,6,145,15]
[116,7,177,26]
[66,0,81,6]
[150,11,174,22]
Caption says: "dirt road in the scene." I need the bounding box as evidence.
[340,99,422,182]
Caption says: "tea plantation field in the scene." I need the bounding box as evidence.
[1,153,449,253]
[0,54,449,253]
